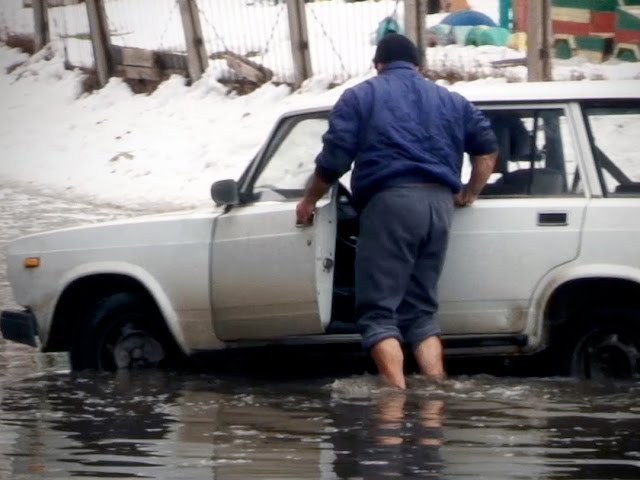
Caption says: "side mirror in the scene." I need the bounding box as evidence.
[211,179,240,206]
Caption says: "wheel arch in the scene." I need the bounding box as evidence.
[45,266,186,354]
[539,265,640,344]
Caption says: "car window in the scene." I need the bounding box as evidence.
[253,117,328,200]
[583,102,640,197]
[462,107,582,197]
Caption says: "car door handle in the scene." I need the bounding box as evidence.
[538,212,568,226]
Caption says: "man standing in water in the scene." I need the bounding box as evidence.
[296,34,498,389]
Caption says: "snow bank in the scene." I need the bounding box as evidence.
[0,0,639,211]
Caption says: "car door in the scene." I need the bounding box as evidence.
[210,113,336,341]
[437,104,590,335]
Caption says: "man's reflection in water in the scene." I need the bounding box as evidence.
[375,392,407,446]
[418,397,445,447]
[333,391,445,478]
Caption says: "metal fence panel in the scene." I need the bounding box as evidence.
[51,2,92,68]
[305,0,402,84]
[198,0,293,83]
[0,0,36,40]
[104,0,183,52]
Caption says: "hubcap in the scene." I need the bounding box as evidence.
[578,331,640,380]
[111,330,165,369]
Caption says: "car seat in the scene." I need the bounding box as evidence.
[483,112,565,196]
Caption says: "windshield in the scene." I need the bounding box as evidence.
[253,117,328,198]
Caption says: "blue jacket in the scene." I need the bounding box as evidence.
[315,62,498,210]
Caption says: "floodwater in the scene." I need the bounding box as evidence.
[1,186,640,480]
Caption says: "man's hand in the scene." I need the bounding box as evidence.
[455,151,498,207]
[454,188,478,207]
[295,171,333,227]
[296,198,316,226]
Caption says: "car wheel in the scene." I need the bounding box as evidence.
[70,292,179,371]
[570,308,640,380]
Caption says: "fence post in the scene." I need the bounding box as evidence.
[32,0,50,52]
[286,0,312,89]
[404,0,428,72]
[527,0,552,81]
[86,0,113,87]
[178,0,209,83]
[427,0,443,13]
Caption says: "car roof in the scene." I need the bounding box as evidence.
[284,79,640,116]
[450,79,640,103]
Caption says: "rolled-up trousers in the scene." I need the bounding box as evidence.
[355,184,455,351]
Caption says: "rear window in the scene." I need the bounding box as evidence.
[583,101,640,197]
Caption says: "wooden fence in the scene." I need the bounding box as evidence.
[13,0,555,88]
[12,0,456,89]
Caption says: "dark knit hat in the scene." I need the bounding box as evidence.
[373,33,420,66]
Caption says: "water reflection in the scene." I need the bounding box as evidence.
[0,371,445,479]
[2,369,640,479]
[331,389,445,478]
[1,372,175,478]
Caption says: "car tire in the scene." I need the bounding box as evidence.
[569,307,640,380]
[70,292,181,371]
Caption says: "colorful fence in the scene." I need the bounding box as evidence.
[514,0,640,62]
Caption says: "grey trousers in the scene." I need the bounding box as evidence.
[355,184,455,351]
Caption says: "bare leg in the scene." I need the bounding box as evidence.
[414,335,446,381]
[371,337,406,389]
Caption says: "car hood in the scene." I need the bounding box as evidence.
[6,206,224,256]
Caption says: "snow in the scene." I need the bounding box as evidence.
[0,0,639,211]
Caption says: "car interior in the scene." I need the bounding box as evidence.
[481,110,569,196]
[327,182,360,334]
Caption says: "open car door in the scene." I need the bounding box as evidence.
[210,113,336,341]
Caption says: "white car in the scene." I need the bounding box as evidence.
[2,80,639,378]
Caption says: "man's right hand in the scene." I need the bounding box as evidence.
[456,151,498,207]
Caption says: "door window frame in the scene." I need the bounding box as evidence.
[475,102,590,199]
[239,110,330,203]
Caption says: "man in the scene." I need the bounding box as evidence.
[296,34,498,389]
